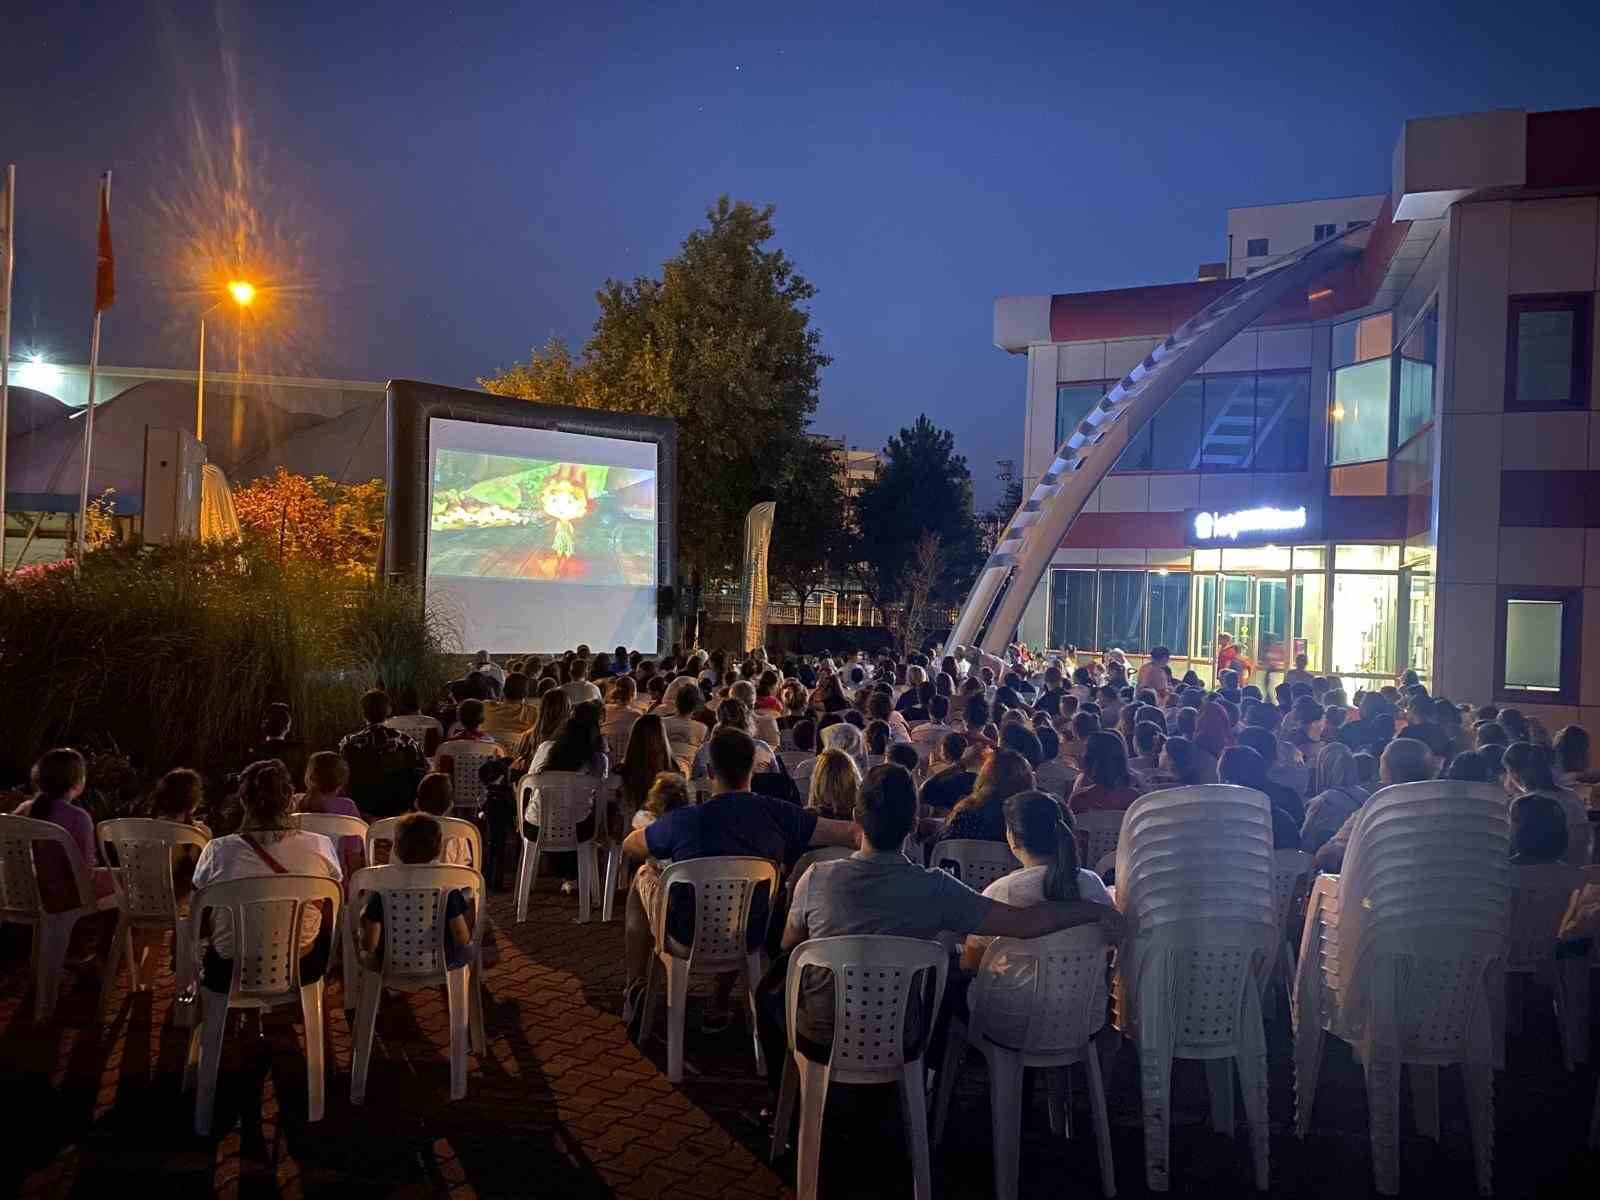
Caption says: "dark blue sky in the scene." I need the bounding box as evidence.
[5,1,1598,503]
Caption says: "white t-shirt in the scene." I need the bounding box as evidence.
[561,680,603,705]
[193,830,342,959]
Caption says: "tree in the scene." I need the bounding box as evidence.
[896,530,944,656]
[979,478,1024,553]
[766,437,850,624]
[232,468,385,575]
[852,415,983,611]
[480,198,830,591]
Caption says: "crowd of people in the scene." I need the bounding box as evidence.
[7,636,1598,1148]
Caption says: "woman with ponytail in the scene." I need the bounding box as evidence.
[15,747,115,910]
[960,789,1114,972]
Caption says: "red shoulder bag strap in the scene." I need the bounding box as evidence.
[240,832,290,874]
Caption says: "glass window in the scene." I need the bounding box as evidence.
[1191,549,1221,573]
[1049,569,1097,651]
[1293,572,1326,671]
[1146,571,1191,656]
[1335,544,1399,570]
[1330,573,1397,678]
[1333,313,1393,368]
[1191,574,1218,662]
[1253,372,1310,471]
[1201,373,1256,472]
[1220,546,1291,572]
[1508,296,1592,410]
[1314,223,1337,241]
[1405,564,1434,683]
[1330,358,1391,465]
[1056,383,1106,449]
[1096,571,1147,654]
[1247,238,1269,257]
[1293,545,1327,570]
[1149,377,1205,471]
[1396,304,1437,444]
[1113,419,1153,472]
[1503,599,1563,691]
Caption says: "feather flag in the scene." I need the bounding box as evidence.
[94,172,114,311]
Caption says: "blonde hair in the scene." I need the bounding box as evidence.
[645,772,692,817]
[807,749,861,820]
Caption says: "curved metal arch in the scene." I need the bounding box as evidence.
[952,228,1371,656]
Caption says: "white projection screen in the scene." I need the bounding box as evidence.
[424,416,660,653]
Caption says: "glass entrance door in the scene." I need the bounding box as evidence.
[1206,573,1291,687]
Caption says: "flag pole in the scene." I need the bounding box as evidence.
[0,164,14,575]
[76,170,112,562]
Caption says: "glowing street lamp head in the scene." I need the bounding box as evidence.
[227,279,256,306]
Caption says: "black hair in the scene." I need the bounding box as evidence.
[999,723,1043,768]
[1002,789,1082,901]
[708,727,757,786]
[1509,792,1568,863]
[29,747,88,823]
[856,763,918,850]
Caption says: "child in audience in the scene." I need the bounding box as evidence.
[15,748,114,910]
[631,772,692,832]
[358,813,474,971]
[146,767,210,899]
[296,751,364,875]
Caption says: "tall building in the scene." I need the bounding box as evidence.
[992,105,1600,731]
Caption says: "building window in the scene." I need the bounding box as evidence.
[1331,572,1397,680]
[1395,302,1438,445]
[1313,223,1337,241]
[1330,313,1393,466]
[1246,238,1269,257]
[1055,382,1106,449]
[1253,372,1311,472]
[1496,587,1581,703]
[1147,571,1191,655]
[1506,294,1592,411]
[1200,373,1256,472]
[1048,569,1097,651]
[1097,571,1147,653]
[1110,371,1309,475]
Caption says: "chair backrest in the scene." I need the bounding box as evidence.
[1505,863,1583,973]
[192,874,342,1001]
[970,924,1111,1055]
[365,814,483,871]
[931,838,1021,892]
[1114,785,1276,924]
[655,856,779,965]
[779,751,815,774]
[347,863,482,981]
[98,817,210,922]
[386,714,439,748]
[1271,848,1314,931]
[519,771,600,850]
[789,845,854,882]
[435,741,500,815]
[785,935,949,1080]
[1072,810,1125,870]
[0,813,98,920]
[1271,763,1311,798]
[290,812,369,844]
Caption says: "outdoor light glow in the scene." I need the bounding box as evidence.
[227,279,257,306]
[1307,287,1334,301]
[1330,403,1346,421]
[1192,505,1308,542]
[14,357,65,394]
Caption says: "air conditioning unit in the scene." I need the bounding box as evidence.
[141,427,206,545]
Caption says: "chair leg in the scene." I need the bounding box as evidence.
[100,911,131,1018]
[1554,956,1590,1070]
[1292,1020,1324,1138]
[795,1058,831,1200]
[301,979,327,1122]
[172,918,198,1028]
[1046,1066,1072,1138]
[1206,1058,1235,1135]
[445,967,471,1101]
[192,990,231,1135]
[900,1060,935,1200]
[987,1048,1025,1200]
[636,954,659,1046]
[664,956,690,1083]
[1085,1040,1118,1198]
[932,1021,967,1146]
[601,847,621,923]
[349,970,384,1105]
[770,1055,798,1162]
[515,840,541,924]
[340,910,360,1013]
[1365,1052,1401,1196]
[1463,1061,1495,1197]
[576,843,593,924]
[745,954,767,1078]
[470,961,486,1056]
[1589,1073,1600,1150]
[34,914,76,1022]
[1138,1039,1175,1191]
[1408,1063,1439,1141]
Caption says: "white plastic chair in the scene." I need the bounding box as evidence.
[779,751,815,775]
[385,713,440,750]
[1291,781,1510,1196]
[515,772,602,923]
[1073,810,1126,878]
[347,863,485,1102]
[291,813,371,1010]
[365,814,482,873]
[183,874,341,1133]
[1268,848,1314,991]
[1112,784,1278,1192]
[770,936,948,1200]
[637,855,778,1084]
[0,814,119,1021]
[98,818,211,1024]
[1505,862,1587,1069]
[932,925,1116,1199]
[931,838,1020,892]
[434,739,502,818]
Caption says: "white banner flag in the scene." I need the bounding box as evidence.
[740,501,776,653]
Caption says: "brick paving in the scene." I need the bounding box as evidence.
[2,877,1596,1198]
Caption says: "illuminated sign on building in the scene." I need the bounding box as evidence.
[1188,505,1309,545]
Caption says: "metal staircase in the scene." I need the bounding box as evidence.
[948,225,1372,655]
[1189,377,1295,471]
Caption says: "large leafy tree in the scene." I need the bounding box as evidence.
[481,198,830,587]
[765,436,850,624]
[232,468,385,576]
[852,415,983,610]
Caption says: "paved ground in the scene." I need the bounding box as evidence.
[2,877,1597,1199]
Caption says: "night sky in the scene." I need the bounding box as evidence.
[5,1,1598,504]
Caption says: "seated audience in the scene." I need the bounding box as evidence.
[1067,732,1140,816]
[1314,738,1432,872]
[481,672,538,749]
[945,748,1035,840]
[359,812,474,970]
[1299,742,1367,855]
[1217,746,1301,849]
[920,733,978,815]
[16,748,114,909]
[1509,792,1569,866]
[807,749,861,820]
[339,690,428,818]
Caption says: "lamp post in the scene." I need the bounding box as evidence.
[195,279,255,442]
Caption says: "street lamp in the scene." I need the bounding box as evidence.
[196,279,255,442]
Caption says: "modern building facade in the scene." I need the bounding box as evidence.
[993,105,1600,732]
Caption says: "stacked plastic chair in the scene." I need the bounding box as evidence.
[1112,783,1278,1192]
[1504,861,1587,1069]
[1292,780,1510,1196]
[932,925,1116,1199]
[930,838,1020,892]
[98,818,212,1024]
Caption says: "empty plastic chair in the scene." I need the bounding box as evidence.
[515,772,602,923]
[183,874,342,1133]
[0,814,119,1021]
[770,935,948,1200]
[933,925,1116,1198]
[931,838,1020,892]
[347,863,485,1102]
[98,817,212,1024]
[1292,780,1510,1196]
[637,856,778,1083]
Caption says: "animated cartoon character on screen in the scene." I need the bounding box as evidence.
[540,463,592,559]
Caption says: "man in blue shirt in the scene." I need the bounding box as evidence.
[620,726,857,1025]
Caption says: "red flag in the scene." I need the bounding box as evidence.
[94,173,114,312]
